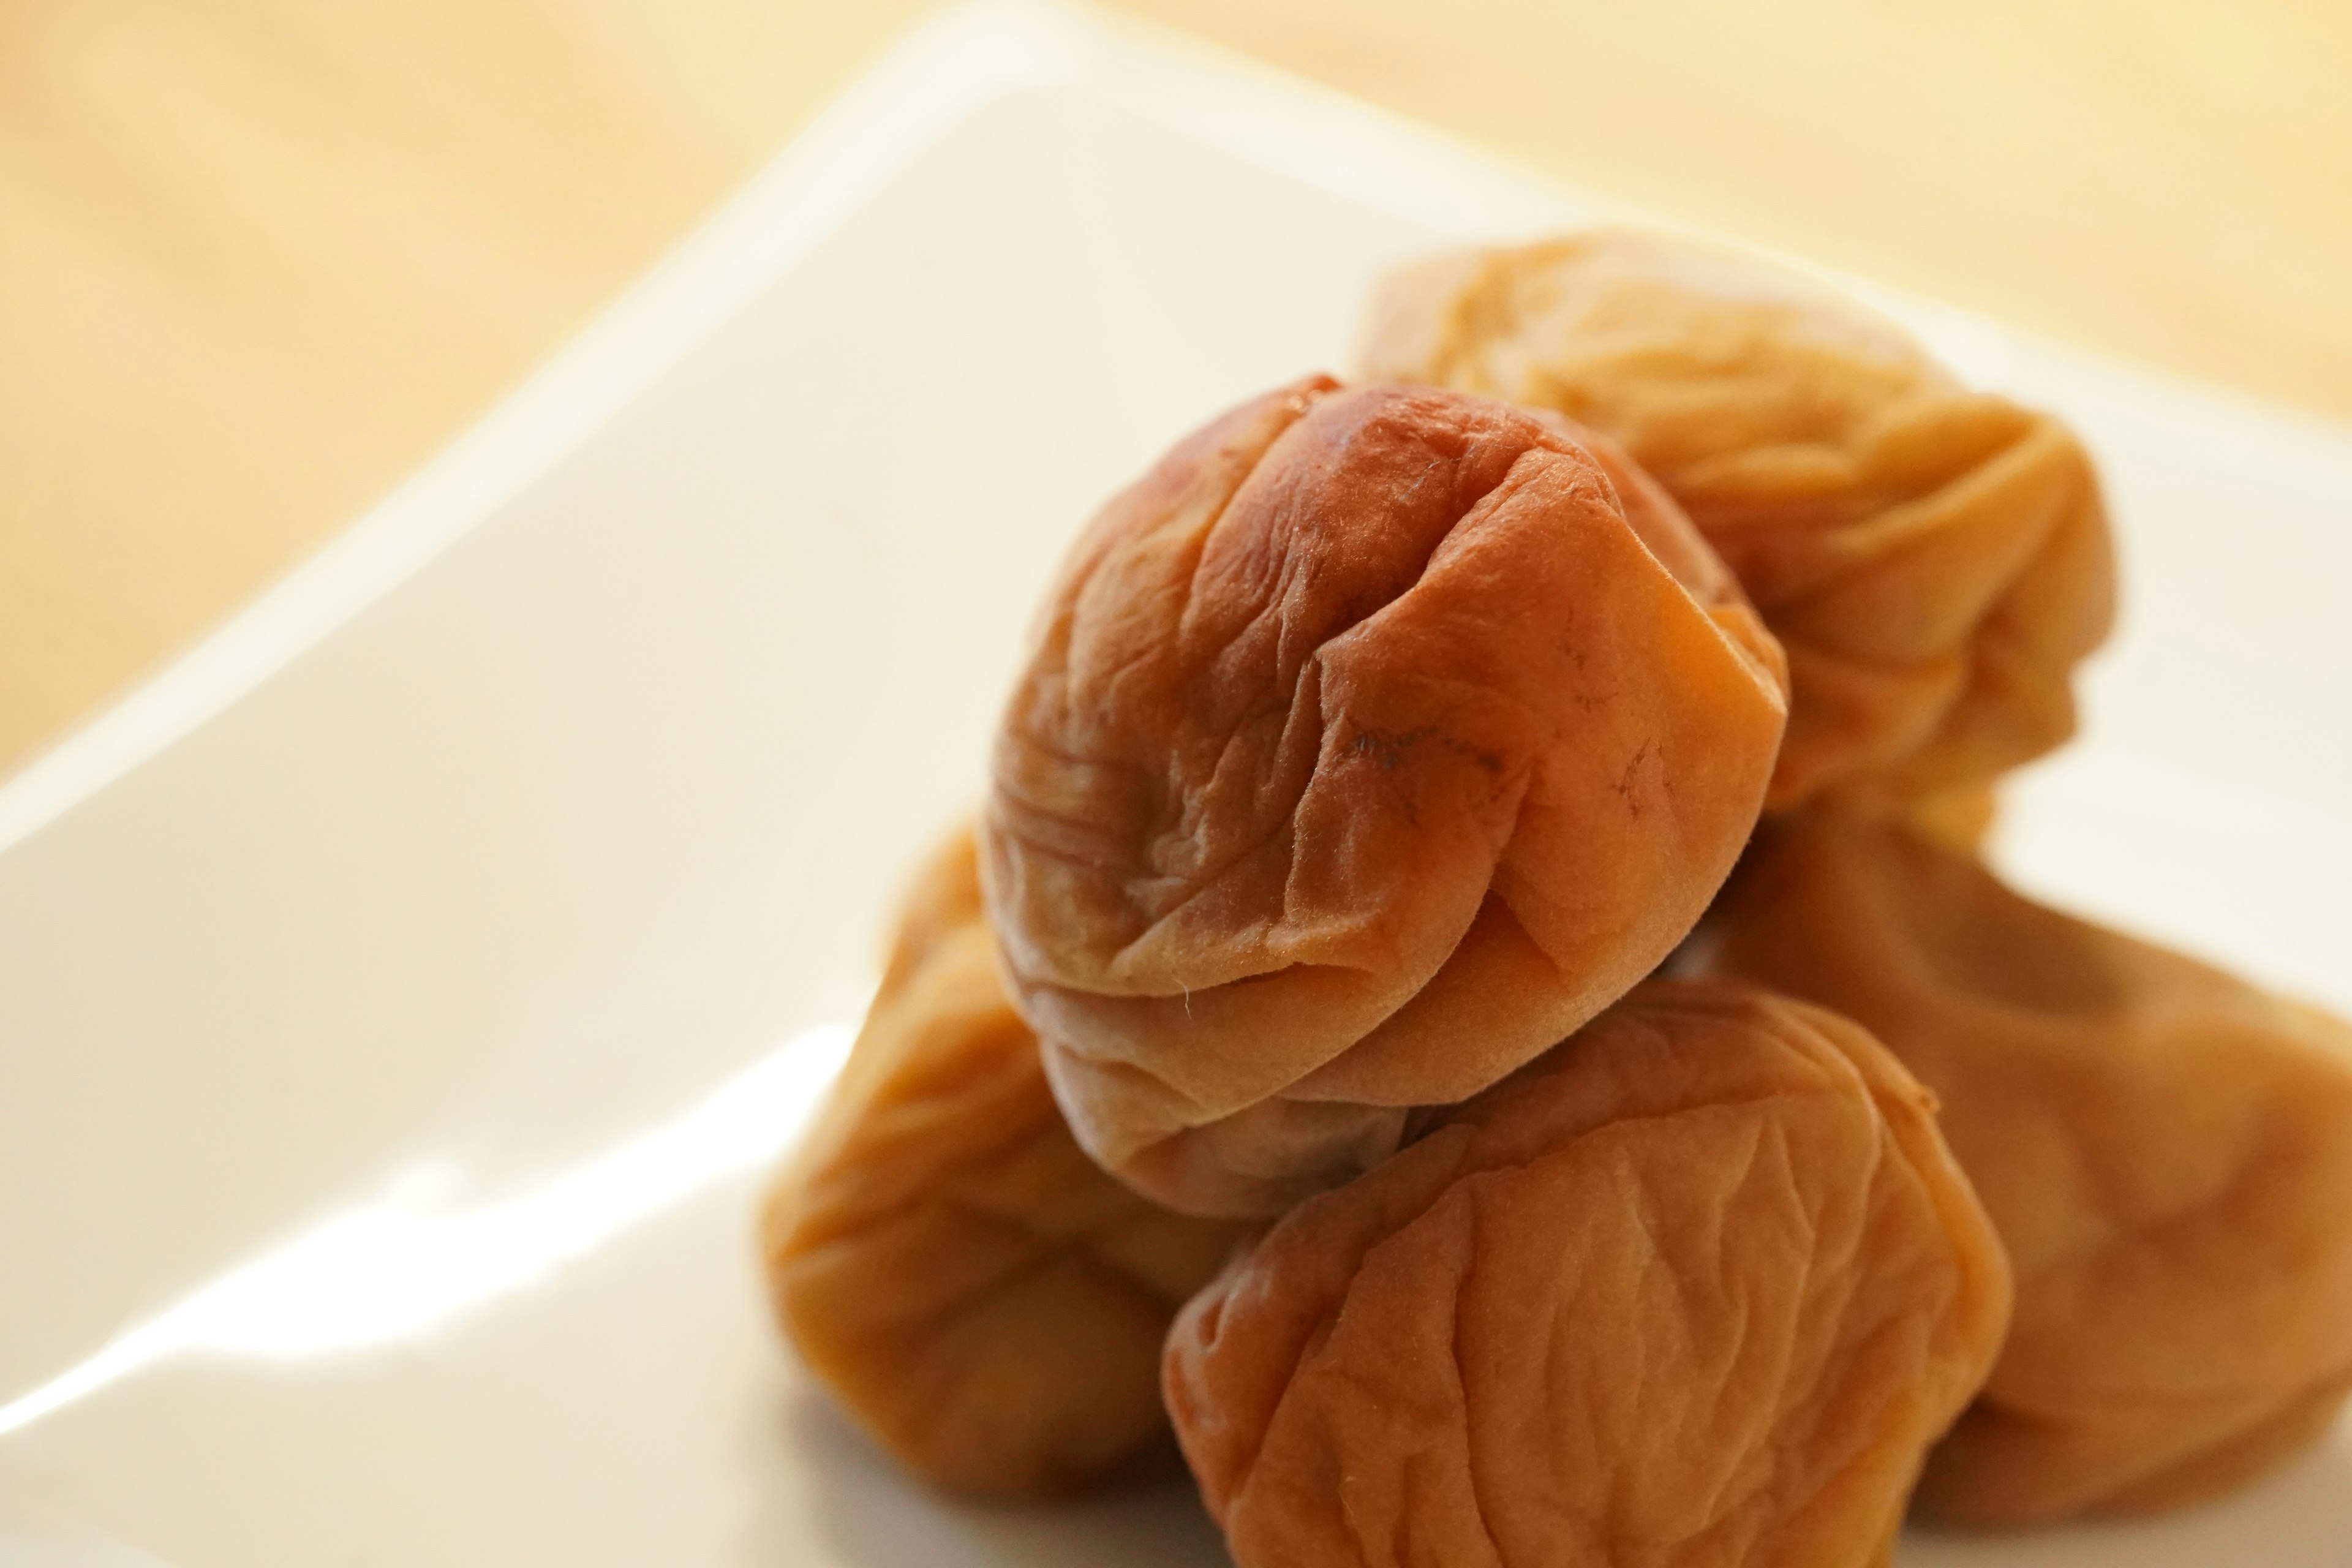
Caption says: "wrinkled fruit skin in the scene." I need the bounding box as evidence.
[1359,228,2115,816]
[1695,813,2352,1523]
[1166,979,2012,1568]
[985,375,1787,1217]
[762,829,1243,1498]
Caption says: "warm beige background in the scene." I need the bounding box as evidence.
[4,0,2348,779]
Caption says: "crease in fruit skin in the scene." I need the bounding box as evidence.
[987,378,1785,1218]
[1165,981,2009,1568]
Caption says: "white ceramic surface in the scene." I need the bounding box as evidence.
[2,3,2349,1564]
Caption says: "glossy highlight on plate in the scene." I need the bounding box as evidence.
[0,1020,854,1439]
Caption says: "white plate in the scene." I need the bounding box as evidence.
[2,2,2349,1563]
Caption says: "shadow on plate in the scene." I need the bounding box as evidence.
[744,1381,1232,1568]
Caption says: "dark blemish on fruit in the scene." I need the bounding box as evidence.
[1349,725,1437,771]
[1615,739,1653,818]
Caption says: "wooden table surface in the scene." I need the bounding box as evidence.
[4,0,2347,780]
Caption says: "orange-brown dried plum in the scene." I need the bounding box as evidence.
[1360,230,2114,816]
[762,829,1243,1498]
[1165,979,2012,1568]
[1694,812,2352,1523]
[984,375,1789,1217]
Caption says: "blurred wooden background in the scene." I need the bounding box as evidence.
[4,0,2348,778]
